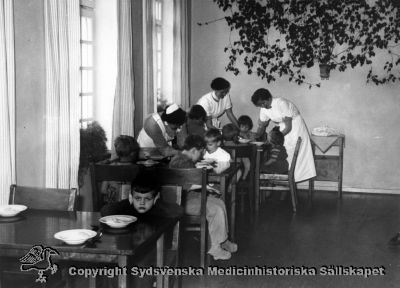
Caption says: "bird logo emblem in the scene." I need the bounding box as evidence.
[19,245,59,283]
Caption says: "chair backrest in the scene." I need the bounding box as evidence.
[9,185,78,211]
[160,185,183,251]
[89,163,141,211]
[289,137,302,179]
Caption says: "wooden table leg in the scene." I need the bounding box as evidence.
[230,176,236,242]
[156,234,164,288]
[254,148,262,221]
[118,256,128,288]
[220,176,226,202]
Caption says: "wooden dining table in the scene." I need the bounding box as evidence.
[222,143,258,223]
[0,209,180,288]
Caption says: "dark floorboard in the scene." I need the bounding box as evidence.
[182,190,400,288]
[3,190,400,287]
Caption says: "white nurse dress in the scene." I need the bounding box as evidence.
[259,97,316,182]
[197,91,232,128]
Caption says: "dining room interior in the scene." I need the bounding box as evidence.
[1,0,400,287]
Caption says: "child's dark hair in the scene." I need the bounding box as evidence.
[269,126,285,146]
[183,135,206,150]
[114,135,140,158]
[205,128,223,143]
[222,124,239,142]
[131,174,160,197]
[188,105,207,122]
[238,115,253,130]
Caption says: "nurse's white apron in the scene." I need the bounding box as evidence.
[137,113,174,147]
[261,100,316,182]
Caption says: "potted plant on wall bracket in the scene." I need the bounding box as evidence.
[199,0,400,88]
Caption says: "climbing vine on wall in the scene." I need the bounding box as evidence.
[200,0,400,88]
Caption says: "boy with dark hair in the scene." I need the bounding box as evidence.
[100,175,183,218]
[222,123,240,144]
[238,115,256,141]
[177,105,207,149]
[262,127,289,174]
[101,135,140,203]
[169,135,238,260]
[100,175,183,288]
[262,127,289,199]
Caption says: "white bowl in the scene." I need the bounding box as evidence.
[250,141,265,146]
[54,229,97,245]
[99,215,137,228]
[0,205,27,217]
[238,138,251,144]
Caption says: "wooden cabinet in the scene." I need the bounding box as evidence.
[310,135,345,198]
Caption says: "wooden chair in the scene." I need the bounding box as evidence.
[258,137,302,213]
[149,167,209,268]
[9,185,78,211]
[1,185,78,288]
[89,163,141,211]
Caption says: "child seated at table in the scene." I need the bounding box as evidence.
[177,104,207,148]
[101,135,140,204]
[222,124,250,182]
[100,176,183,219]
[169,135,238,260]
[100,176,183,288]
[238,115,256,141]
[262,127,289,174]
[262,127,289,199]
[204,128,231,174]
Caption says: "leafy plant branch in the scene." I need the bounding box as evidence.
[198,0,400,87]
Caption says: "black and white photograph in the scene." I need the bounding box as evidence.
[0,0,400,287]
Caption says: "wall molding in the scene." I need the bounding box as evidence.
[297,181,400,195]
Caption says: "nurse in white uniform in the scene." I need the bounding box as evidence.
[197,77,239,130]
[137,103,186,156]
[251,88,316,182]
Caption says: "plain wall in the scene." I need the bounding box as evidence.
[190,0,400,192]
[14,0,46,187]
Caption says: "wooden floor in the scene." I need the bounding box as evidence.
[182,190,400,288]
[4,190,400,288]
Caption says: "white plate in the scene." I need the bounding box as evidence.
[195,163,213,170]
[99,215,137,228]
[137,160,159,167]
[250,141,265,146]
[238,138,251,144]
[0,205,27,217]
[148,155,164,161]
[54,229,97,245]
[201,158,216,164]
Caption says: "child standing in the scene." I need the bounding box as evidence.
[101,135,140,204]
[169,135,238,260]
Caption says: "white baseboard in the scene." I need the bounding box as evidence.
[296,181,400,195]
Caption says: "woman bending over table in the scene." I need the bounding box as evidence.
[251,88,316,182]
[137,103,186,157]
[197,77,239,130]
